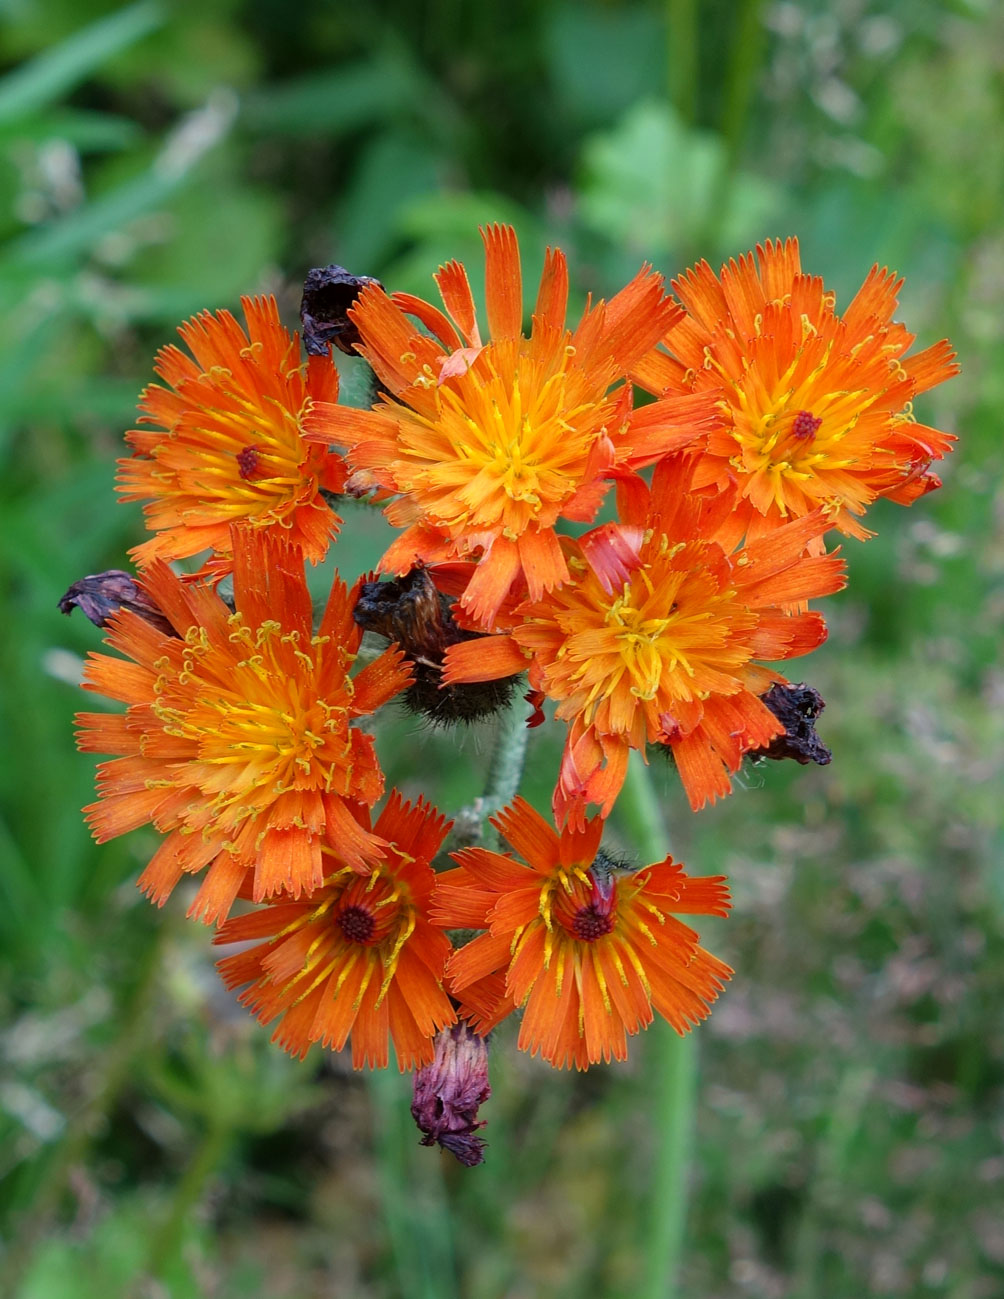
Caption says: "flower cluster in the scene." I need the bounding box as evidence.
[64,232,957,1163]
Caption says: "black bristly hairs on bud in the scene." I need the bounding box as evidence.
[353,568,524,727]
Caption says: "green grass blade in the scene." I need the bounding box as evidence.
[0,2,164,126]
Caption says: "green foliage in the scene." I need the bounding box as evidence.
[578,99,781,265]
[1,2,1002,1297]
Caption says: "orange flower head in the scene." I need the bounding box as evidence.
[76,528,411,923]
[444,458,847,820]
[635,238,959,547]
[434,798,732,1069]
[118,296,348,578]
[215,792,456,1069]
[304,224,719,626]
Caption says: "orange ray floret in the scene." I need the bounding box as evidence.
[635,238,959,548]
[444,458,847,821]
[215,792,456,1069]
[433,798,731,1069]
[76,528,411,923]
[117,295,348,579]
[303,224,720,627]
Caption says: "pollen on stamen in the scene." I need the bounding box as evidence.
[791,410,823,440]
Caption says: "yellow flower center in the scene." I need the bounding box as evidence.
[525,544,758,734]
[154,617,355,817]
[605,596,676,700]
[174,386,319,524]
[391,344,619,539]
[714,341,880,518]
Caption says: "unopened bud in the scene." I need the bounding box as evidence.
[354,568,522,725]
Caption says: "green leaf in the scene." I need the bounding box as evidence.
[334,131,445,270]
[578,100,781,263]
[0,2,163,127]
[0,108,141,152]
[243,51,425,136]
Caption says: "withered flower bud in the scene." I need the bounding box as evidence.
[354,568,522,725]
[58,571,176,638]
[411,1022,491,1167]
[751,682,831,766]
[300,265,383,357]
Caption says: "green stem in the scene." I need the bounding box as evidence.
[718,0,766,164]
[618,751,671,859]
[368,1068,457,1299]
[620,752,696,1299]
[642,1023,698,1299]
[666,0,698,128]
[481,693,530,818]
[706,0,768,253]
[4,917,164,1292]
[147,1118,230,1278]
[790,1065,875,1298]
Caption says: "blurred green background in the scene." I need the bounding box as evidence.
[2,1,1002,1295]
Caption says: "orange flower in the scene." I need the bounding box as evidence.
[215,793,456,1069]
[444,458,847,821]
[434,798,731,1069]
[635,239,959,547]
[304,224,719,626]
[77,528,410,923]
[118,296,347,579]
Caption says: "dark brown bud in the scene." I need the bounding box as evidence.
[58,571,175,637]
[300,265,383,357]
[354,568,523,726]
[411,1022,491,1167]
[751,682,831,766]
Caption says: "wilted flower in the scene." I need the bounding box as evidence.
[354,566,523,725]
[59,569,175,637]
[411,1021,492,1166]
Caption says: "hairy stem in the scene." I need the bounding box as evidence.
[481,693,530,818]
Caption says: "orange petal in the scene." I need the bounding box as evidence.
[460,535,522,627]
[517,527,569,602]
[390,291,462,350]
[442,635,526,684]
[492,796,561,871]
[434,259,481,347]
[481,224,523,340]
[533,247,569,331]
